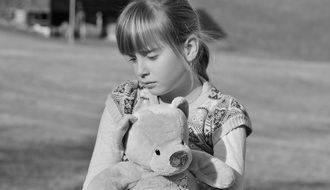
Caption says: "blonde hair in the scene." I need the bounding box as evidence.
[116,0,210,81]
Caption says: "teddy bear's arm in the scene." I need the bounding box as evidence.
[189,150,235,189]
[86,161,143,190]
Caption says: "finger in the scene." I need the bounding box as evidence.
[118,115,136,132]
[128,115,138,124]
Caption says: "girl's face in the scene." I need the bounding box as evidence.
[127,44,192,101]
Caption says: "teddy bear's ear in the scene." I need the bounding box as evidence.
[171,97,189,118]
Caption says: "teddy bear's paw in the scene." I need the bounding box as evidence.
[174,174,189,189]
[167,172,198,190]
[133,176,175,190]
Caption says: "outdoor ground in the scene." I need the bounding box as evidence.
[1,1,330,189]
[1,27,329,190]
[191,0,330,62]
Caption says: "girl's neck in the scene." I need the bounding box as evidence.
[159,74,203,104]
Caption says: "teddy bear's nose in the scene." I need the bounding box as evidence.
[169,151,188,168]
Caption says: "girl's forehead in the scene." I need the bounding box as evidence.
[127,41,165,56]
[141,47,161,54]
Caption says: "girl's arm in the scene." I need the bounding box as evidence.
[83,81,139,190]
[82,108,133,190]
[189,126,247,189]
[213,126,247,190]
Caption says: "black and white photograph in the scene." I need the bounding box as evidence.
[0,0,329,190]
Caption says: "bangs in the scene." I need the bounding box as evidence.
[116,3,176,56]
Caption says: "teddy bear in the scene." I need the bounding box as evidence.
[87,97,235,190]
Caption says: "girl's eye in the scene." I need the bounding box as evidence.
[147,54,158,60]
[128,56,137,64]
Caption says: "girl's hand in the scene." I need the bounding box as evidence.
[112,115,137,150]
[189,149,235,189]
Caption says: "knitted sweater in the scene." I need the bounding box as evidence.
[83,80,252,190]
[107,80,252,155]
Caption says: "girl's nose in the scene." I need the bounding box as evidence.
[135,59,149,78]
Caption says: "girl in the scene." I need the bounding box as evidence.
[83,0,252,189]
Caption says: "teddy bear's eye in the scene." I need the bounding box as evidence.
[181,140,184,145]
[155,149,160,156]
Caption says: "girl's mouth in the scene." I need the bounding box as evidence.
[142,82,157,89]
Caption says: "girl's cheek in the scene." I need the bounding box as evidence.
[132,65,139,75]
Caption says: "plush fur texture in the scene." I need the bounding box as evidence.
[87,97,235,190]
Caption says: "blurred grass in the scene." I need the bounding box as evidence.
[207,52,330,189]
[1,1,330,189]
[191,0,330,62]
[1,26,330,190]
[0,29,133,190]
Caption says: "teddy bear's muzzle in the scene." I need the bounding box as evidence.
[169,151,189,168]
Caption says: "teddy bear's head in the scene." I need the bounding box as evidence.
[123,97,192,176]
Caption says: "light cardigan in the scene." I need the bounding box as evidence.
[82,80,252,190]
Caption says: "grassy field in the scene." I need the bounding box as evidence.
[0,29,132,190]
[191,0,330,62]
[1,4,330,189]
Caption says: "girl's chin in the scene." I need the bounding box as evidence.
[147,86,168,97]
[147,88,163,96]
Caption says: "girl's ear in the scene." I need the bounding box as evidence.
[184,34,199,62]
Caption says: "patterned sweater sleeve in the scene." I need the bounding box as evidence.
[105,80,139,122]
[82,81,139,190]
[208,96,252,190]
[212,96,252,146]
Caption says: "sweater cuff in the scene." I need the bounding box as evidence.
[213,114,252,144]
